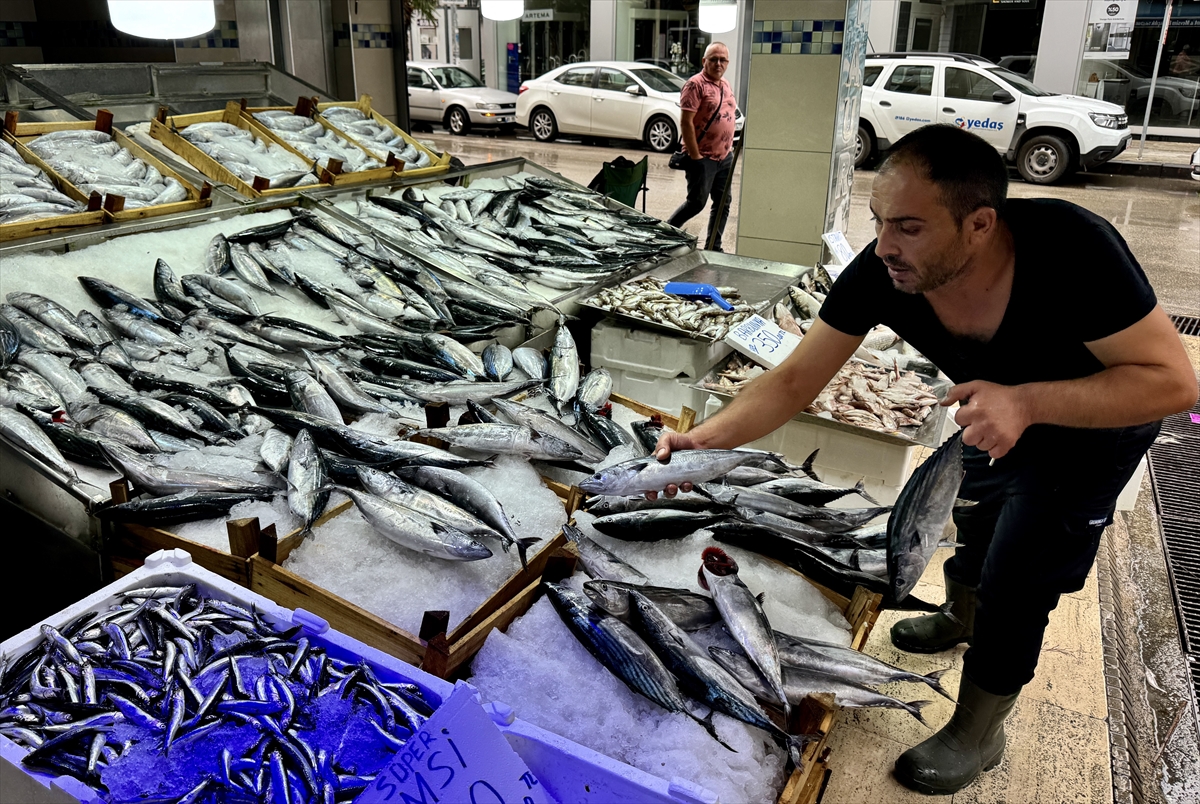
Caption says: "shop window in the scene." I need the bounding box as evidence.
[556,67,595,87]
[884,64,934,95]
[895,2,912,51]
[912,17,933,51]
[945,67,1004,102]
[459,28,473,61]
[864,65,884,86]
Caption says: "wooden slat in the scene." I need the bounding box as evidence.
[249,555,427,667]
[314,94,451,179]
[241,102,396,187]
[0,130,105,242]
[609,392,683,430]
[444,577,543,676]
[111,522,251,586]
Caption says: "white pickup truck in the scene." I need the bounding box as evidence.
[856,53,1131,184]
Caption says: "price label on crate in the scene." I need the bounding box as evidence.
[357,681,557,804]
[725,314,801,369]
[822,230,857,280]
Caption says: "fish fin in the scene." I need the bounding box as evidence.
[515,537,541,570]
[562,523,582,543]
[756,592,766,604]
[799,449,821,482]
[907,700,935,727]
[696,710,737,752]
[923,669,955,701]
[853,479,881,506]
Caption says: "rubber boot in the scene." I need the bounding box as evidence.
[891,567,975,653]
[893,674,1019,795]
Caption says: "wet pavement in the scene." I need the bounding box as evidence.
[421,130,1198,316]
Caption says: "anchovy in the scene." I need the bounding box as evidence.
[579,449,762,497]
[888,431,964,602]
[708,647,933,724]
[288,429,330,536]
[340,487,493,561]
[700,547,788,714]
[394,465,538,568]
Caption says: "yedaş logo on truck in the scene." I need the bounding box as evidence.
[955,117,1005,131]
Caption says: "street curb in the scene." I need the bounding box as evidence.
[1085,160,1194,180]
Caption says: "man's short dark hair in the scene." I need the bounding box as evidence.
[880,125,1008,225]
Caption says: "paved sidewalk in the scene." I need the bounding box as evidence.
[1112,139,1197,166]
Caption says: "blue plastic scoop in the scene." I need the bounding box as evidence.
[663,281,734,311]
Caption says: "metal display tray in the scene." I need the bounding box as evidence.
[576,252,811,342]
[694,355,953,449]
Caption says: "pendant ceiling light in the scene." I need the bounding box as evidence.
[108,0,216,40]
[698,0,737,34]
[481,1,524,22]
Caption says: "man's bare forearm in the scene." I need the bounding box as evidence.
[1021,364,1198,430]
[680,112,701,159]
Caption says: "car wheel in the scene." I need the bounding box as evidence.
[644,116,677,153]
[854,124,875,169]
[447,107,471,136]
[1017,134,1071,184]
[531,107,558,142]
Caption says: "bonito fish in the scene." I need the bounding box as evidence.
[887,431,964,602]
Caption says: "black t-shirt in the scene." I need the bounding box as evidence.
[819,199,1157,387]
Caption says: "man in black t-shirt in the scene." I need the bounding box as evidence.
[650,126,1197,795]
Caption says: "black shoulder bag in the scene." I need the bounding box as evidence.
[668,83,724,170]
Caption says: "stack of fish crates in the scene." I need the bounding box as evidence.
[590,317,731,417]
[0,549,721,804]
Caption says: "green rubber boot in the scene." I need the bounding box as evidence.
[893,675,1020,795]
[891,568,975,653]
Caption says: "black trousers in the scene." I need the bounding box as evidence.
[667,152,734,251]
[947,421,1159,695]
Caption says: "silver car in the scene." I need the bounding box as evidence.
[406,62,520,135]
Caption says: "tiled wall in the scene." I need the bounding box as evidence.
[751,19,845,55]
[175,20,240,49]
[333,22,394,49]
[1,21,37,48]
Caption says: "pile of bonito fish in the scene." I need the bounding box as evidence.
[178,122,322,189]
[0,583,438,801]
[319,106,434,168]
[349,175,694,292]
[0,139,85,225]
[519,432,966,767]
[584,277,756,340]
[251,111,383,174]
[25,130,190,210]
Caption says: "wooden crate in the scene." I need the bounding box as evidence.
[315,94,451,180]
[150,101,330,199]
[248,484,582,676]
[0,120,104,242]
[4,109,212,224]
[101,479,264,587]
[239,96,398,187]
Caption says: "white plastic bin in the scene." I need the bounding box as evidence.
[590,318,731,380]
[606,366,711,419]
[0,549,716,804]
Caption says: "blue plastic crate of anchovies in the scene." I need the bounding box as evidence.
[0,549,716,804]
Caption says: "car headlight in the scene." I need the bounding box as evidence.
[1089,112,1127,130]
[475,103,503,111]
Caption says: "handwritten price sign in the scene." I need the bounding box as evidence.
[725,315,801,369]
[357,682,557,804]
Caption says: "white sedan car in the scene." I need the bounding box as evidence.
[517,61,688,153]
[406,62,519,135]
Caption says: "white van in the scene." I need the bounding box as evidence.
[857,53,1131,184]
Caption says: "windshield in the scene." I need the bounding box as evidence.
[629,67,686,94]
[986,67,1054,97]
[429,66,483,89]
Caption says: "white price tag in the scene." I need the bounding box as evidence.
[822,231,857,268]
[725,314,801,369]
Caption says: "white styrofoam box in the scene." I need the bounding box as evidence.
[1115,456,1147,512]
[590,318,731,380]
[0,549,716,804]
[606,366,711,419]
[702,394,918,488]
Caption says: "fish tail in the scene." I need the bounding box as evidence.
[515,536,541,570]
[696,711,738,753]
[853,479,881,506]
[785,733,817,768]
[923,668,955,701]
[799,449,821,481]
[906,700,936,727]
[562,523,582,543]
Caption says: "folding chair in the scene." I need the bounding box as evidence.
[586,155,649,212]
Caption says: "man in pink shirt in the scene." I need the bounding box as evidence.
[668,42,738,251]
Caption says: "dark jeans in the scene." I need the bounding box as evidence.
[667,152,734,251]
[946,421,1159,695]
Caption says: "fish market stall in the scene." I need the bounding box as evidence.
[315,95,450,179]
[0,549,711,804]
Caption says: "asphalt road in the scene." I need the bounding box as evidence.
[417,128,1199,317]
